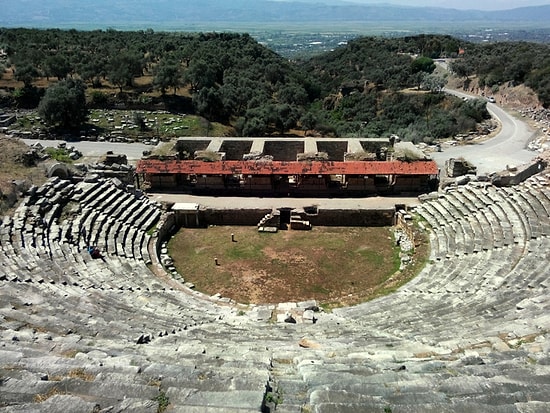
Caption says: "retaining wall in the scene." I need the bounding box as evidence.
[154,211,177,252]
[493,160,547,186]
[200,208,273,226]
[309,208,394,227]
[196,207,395,227]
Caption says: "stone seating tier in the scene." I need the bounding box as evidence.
[1,180,550,412]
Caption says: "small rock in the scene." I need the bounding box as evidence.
[284,314,297,324]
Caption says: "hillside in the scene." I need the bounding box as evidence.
[1,30,549,210]
[0,30,496,142]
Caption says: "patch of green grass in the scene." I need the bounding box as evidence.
[146,224,158,236]
[227,243,264,260]
[88,109,228,139]
[45,147,73,163]
[16,115,34,129]
[357,249,385,266]
[153,391,170,413]
[309,284,330,295]
[264,389,283,407]
[319,302,333,313]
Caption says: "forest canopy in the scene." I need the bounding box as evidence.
[0,29,546,140]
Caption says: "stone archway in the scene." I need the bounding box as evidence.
[47,162,69,179]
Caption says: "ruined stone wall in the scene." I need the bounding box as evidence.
[445,158,477,177]
[150,174,177,189]
[346,177,377,192]
[264,141,304,161]
[220,140,253,160]
[393,176,431,193]
[308,209,394,227]
[395,210,415,244]
[200,208,273,226]
[198,207,394,227]
[492,160,547,187]
[154,211,177,252]
[195,176,225,190]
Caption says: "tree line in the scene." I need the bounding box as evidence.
[1,29,530,141]
[450,40,550,107]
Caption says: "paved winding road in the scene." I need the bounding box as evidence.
[429,87,538,176]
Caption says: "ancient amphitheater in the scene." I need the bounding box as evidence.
[1,168,550,412]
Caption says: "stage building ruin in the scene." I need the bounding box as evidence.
[135,137,439,196]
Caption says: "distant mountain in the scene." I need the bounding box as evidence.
[2,0,550,27]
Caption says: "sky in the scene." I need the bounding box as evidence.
[347,0,550,10]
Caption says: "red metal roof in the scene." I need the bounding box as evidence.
[137,159,438,176]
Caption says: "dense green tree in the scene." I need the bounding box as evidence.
[527,66,550,108]
[193,87,226,121]
[239,116,267,137]
[422,73,447,93]
[278,83,309,106]
[411,56,436,75]
[2,28,545,132]
[458,98,490,122]
[153,58,183,95]
[44,54,72,80]
[264,63,285,84]
[273,104,300,135]
[219,74,269,116]
[455,41,550,106]
[300,111,318,135]
[449,60,475,79]
[184,59,217,91]
[108,52,143,92]
[338,93,377,122]
[14,63,39,87]
[38,78,88,129]
[78,60,105,87]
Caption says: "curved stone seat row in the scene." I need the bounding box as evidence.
[1,179,550,412]
[61,180,160,262]
[0,178,274,412]
[349,184,550,335]
[0,271,272,412]
[312,183,550,412]
[415,184,541,259]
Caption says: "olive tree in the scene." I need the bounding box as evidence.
[38,78,88,129]
[153,58,183,95]
[14,63,40,87]
[108,52,143,93]
[422,73,447,93]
